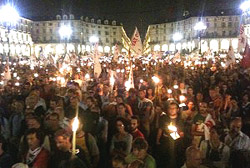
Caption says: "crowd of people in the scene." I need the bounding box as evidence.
[0,50,249,168]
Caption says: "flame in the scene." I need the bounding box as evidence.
[168,122,177,132]
[72,117,79,132]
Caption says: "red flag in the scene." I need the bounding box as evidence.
[241,43,250,68]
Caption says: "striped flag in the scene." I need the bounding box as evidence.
[113,44,119,62]
[238,25,247,53]
[93,43,102,78]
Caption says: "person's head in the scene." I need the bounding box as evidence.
[187,101,194,110]
[112,155,127,168]
[49,97,57,110]
[25,128,44,150]
[147,88,154,96]
[138,90,146,100]
[196,92,203,102]
[109,94,116,103]
[116,95,124,104]
[54,129,72,152]
[46,113,60,131]
[25,95,38,109]
[185,146,202,168]
[117,103,126,116]
[168,102,179,118]
[67,88,76,98]
[187,87,193,95]
[242,93,249,102]
[12,100,24,113]
[116,118,126,133]
[209,87,216,99]
[27,116,41,129]
[70,96,79,107]
[130,116,140,132]
[132,138,148,160]
[199,102,208,116]
[230,117,242,135]
[86,96,95,108]
[128,88,137,98]
[179,82,185,89]
[54,106,65,120]
[210,126,224,143]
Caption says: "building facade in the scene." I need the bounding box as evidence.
[143,15,241,54]
[0,17,33,57]
[31,14,131,57]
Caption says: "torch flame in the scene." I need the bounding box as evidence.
[72,117,79,132]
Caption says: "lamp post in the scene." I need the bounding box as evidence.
[172,32,183,52]
[59,25,72,59]
[194,21,207,54]
[0,4,19,59]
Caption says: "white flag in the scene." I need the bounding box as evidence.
[130,27,143,56]
[238,25,247,53]
[93,43,102,78]
[4,58,11,84]
[128,65,134,89]
[113,44,119,62]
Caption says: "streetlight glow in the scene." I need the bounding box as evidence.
[89,36,99,44]
[194,22,207,31]
[173,32,183,42]
[59,25,72,39]
[240,1,250,12]
[0,4,19,25]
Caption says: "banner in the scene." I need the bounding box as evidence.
[238,25,247,53]
[130,27,143,56]
[93,43,102,78]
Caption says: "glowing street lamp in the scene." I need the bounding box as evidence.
[240,1,250,14]
[173,32,183,52]
[89,36,99,44]
[59,25,72,57]
[194,21,207,54]
[0,4,19,58]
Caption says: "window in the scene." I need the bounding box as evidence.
[36,29,39,33]
[228,22,232,27]
[229,30,232,36]
[222,31,226,36]
[86,29,89,33]
[43,37,46,41]
[98,31,101,35]
[50,36,53,40]
[207,23,210,28]
[106,38,109,43]
[156,30,158,34]
[49,23,53,26]
[156,25,158,28]
[43,23,46,26]
[222,22,226,28]
[36,23,39,26]
[50,29,52,33]
[229,17,232,21]
[43,29,46,33]
[113,38,116,43]
[113,32,116,35]
[105,31,109,35]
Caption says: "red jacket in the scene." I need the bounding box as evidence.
[25,148,50,168]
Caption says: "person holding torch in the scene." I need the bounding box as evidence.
[156,102,185,168]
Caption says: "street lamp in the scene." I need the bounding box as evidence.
[59,25,72,58]
[194,21,207,54]
[0,4,19,59]
[89,36,99,52]
[240,1,250,14]
[173,32,183,52]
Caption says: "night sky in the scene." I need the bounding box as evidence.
[4,0,242,38]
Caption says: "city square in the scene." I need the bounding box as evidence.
[0,0,249,168]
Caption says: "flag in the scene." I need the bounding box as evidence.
[130,27,143,56]
[113,44,119,62]
[4,58,11,84]
[128,65,135,89]
[93,43,102,78]
[238,25,247,53]
[241,43,250,68]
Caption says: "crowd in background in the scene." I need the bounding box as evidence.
[0,52,249,168]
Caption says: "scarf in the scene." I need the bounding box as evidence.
[26,147,42,166]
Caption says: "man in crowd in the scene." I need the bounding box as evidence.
[130,116,144,140]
